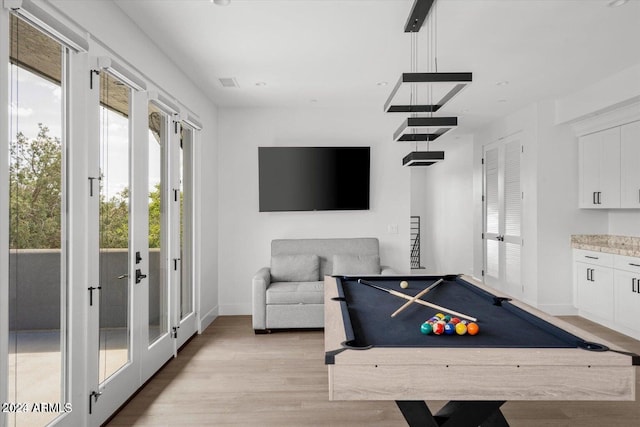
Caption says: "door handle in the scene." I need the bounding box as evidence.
[135,269,147,284]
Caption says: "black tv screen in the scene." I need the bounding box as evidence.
[258,146,370,212]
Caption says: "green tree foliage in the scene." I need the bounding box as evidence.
[10,125,174,250]
[9,124,62,249]
[99,187,129,249]
[148,183,161,249]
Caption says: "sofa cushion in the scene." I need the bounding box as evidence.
[266,281,324,305]
[332,254,380,275]
[271,254,319,282]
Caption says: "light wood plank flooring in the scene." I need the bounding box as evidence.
[107,315,640,426]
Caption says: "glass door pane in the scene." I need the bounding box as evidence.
[7,14,67,426]
[148,103,168,344]
[98,72,131,383]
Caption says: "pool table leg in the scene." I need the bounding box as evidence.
[396,400,508,427]
[395,401,438,427]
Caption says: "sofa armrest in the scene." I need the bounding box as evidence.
[252,267,271,330]
[380,266,398,276]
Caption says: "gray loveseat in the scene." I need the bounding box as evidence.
[252,237,393,333]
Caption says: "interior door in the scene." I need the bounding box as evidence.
[483,135,523,298]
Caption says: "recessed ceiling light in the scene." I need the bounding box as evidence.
[497,99,507,103]
[255,82,266,86]
[496,80,509,86]
[310,99,318,103]
[607,0,629,7]
[377,81,388,86]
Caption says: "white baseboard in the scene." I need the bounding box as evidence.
[538,304,578,316]
[199,305,219,333]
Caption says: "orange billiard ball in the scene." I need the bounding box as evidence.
[467,322,479,336]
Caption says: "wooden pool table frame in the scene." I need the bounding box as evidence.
[325,275,637,424]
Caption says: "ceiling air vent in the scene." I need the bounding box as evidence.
[218,77,239,88]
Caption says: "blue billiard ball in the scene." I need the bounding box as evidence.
[444,322,456,335]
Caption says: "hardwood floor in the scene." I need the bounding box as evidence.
[107,315,640,426]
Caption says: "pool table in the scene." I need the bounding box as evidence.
[324,275,638,427]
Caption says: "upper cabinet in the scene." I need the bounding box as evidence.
[620,121,640,208]
[578,120,640,209]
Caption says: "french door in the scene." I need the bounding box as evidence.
[87,71,197,423]
[86,65,141,424]
[483,135,523,299]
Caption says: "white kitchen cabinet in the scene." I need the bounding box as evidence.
[620,120,640,208]
[613,254,640,336]
[574,250,640,340]
[579,127,621,208]
[574,250,614,321]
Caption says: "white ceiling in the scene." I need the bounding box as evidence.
[115,0,640,132]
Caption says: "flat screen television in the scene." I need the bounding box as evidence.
[258,146,370,212]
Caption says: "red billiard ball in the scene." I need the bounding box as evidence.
[433,322,445,335]
[450,317,461,325]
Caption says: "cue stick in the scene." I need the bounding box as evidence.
[357,279,478,322]
[390,279,444,318]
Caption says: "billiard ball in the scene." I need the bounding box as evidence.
[435,313,445,320]
[444,323,455,335]
[443,315,452,323]
[400,280,409,289]
[450,317,461,325]
[432,322,445,335]
[420,322,433,335]
[467,322,479,335]
[455,323,467,335]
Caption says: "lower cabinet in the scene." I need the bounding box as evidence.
[614,269,640,326]
[576,261,614,322]
[574,249,640,340]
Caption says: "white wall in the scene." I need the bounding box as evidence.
[609,211,640,236]
[50,0,220,327]
[535,100,608,313]
[416,136,474,275]
[217,106,410,314]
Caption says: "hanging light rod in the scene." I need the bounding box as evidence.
[393,117,457,142]
[384,72,472,113]
[402,151,445,167]
[404,0,436,32]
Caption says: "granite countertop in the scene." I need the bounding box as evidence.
[571,234,640,257]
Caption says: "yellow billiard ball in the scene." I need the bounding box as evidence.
[400,280,409,289]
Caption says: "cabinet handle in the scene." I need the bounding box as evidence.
[633,278,637,293]
[593,191,597,205]
[587,268,593,282]
[597,192,602,205]
[629,263,640,267]
[585,255,599,260]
